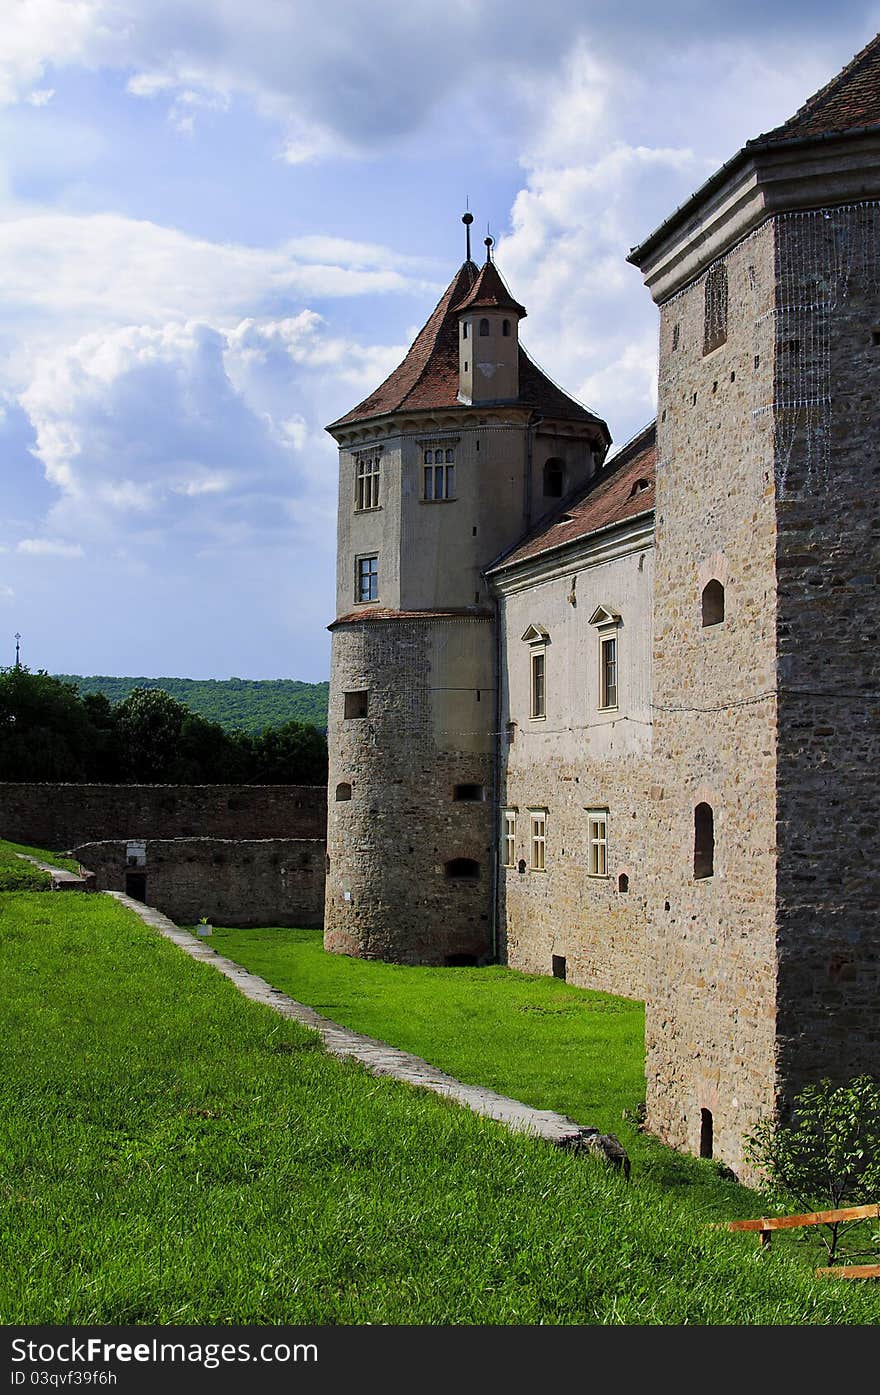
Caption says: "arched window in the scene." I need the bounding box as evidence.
[335,782,352,802]
[444,858,480,879]
[702,579,725,627]
[479,318,490,336]
[502,319,511,337]
[618,872,629,894]
[543,458,565,497]
[694,803,714,879]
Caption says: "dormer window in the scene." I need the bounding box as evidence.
[629,478,651,498]
[479,318,490,336]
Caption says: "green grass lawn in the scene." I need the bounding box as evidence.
[3,892,879,1324]
[208,928,743,1210]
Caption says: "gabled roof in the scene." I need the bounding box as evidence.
[451,259,527,318]
[327,260,608,434]
[753,32,880,146]
[488,421,656,574]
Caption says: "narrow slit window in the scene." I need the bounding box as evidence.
[479,317,490,336]
[700,1108,713,1159]
[694,803,714,879]
[543,458,565,498]
[502,319,511,336]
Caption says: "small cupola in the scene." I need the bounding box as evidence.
[453,231,526,406]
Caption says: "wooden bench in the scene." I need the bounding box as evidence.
[719,1203,880,1277]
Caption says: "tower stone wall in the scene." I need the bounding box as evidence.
[773,204,880,1095]
[644,223,780,1170]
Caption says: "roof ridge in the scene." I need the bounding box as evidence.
[396,260,478,411]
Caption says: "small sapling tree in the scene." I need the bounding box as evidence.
[744,1075,880,1265]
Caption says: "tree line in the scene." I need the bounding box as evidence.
[56,674,329,735]
[0,668,328,785]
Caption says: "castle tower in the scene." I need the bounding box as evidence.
[629,34,880,1172]
[324,224,610,963]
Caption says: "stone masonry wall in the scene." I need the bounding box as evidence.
[0,783,326,850]
[325,615,495,964]
[773,205,880,1097]
[73,838,325,928]
[646,221,780,1174]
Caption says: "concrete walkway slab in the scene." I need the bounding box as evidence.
[15,853,95,891]
[106,891,630,1176]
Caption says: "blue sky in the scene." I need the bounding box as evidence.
[1,1,878,682]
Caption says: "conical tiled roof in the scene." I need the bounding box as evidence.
[451,259,527,318]
[752,32,880,145]
[328,259,606,433]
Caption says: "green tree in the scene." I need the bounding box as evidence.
[744,1075,880,1264]
[112,686,190,782]
[250,719,328,784]
[0,667,95,781]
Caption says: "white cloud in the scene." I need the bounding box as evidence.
[17,537,84,557]
[27,88,54,106]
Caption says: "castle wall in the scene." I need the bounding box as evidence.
[0,782,326,851]
[325,615,495,964]
[646,222,780,1173]
[73,838,325,928]
[497,534,653,999]
[773,204,880,1096]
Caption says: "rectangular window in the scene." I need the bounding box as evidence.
[356,554,378,603]
[343,690,368,719]
[530,650,546,719]
[529,810,547,871]
[423,449,455,501]
[587,809,608,877]
[503,809,516,868]
[355,454,380,511]
[600,634,618,710]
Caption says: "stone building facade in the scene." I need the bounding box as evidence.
[324,38,880,1175]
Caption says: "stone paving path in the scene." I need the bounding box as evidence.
[15,853,94,891]
[106,891,629,1174]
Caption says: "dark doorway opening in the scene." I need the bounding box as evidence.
[445,953,478,967]
[126,872,147,903]
[552,954,567,981]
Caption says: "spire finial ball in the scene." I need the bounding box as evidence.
[462,212,474,226]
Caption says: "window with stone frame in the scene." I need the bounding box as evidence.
[423,447,456,501]
[354,452,380,511]
[503,809,516,868]
[530,649,546,719]
[587,808,608,877]
[529,809,547,871]
[703,263,728,355]
[599,632,618,710]
[356,554,378,603]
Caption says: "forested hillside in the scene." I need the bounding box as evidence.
[56,676,329,733]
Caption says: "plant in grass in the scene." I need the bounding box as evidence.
[744,1075,880,1265]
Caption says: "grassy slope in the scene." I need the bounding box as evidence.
[56,675,330,734]
[208,929,747,1209]
[0,838,81,889]
[2,893,877,1323]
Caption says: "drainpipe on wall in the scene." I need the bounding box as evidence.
[488,581,503,965]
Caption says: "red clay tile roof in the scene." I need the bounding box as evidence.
[752,32,880,145]
[488,421,656,573]
[451,260,527,318]
[328,260,608,434]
